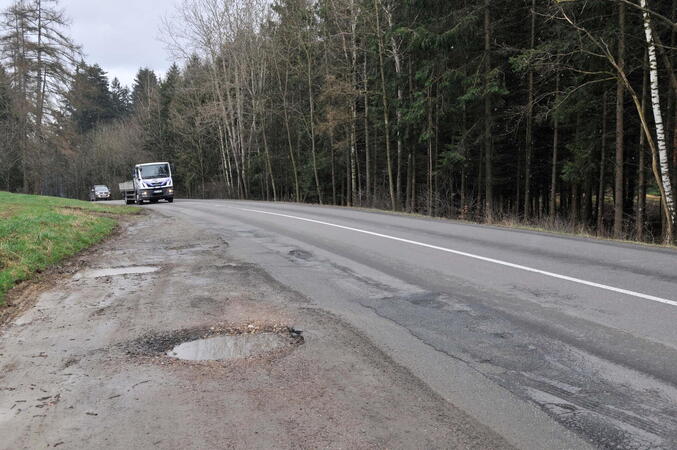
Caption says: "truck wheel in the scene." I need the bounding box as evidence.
[167,198,173,203]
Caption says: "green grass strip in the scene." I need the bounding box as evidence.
[0,191,140,305]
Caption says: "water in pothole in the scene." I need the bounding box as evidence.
[82,266,159,278]
[166,333,290,361]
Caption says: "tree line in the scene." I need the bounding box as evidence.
[0,0,675,243]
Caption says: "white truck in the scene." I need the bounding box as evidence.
[119,162,174,205]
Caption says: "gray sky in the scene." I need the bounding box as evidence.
[58,0,182,88]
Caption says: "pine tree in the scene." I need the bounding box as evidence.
[66,63,114,134]
[110,77,131,119]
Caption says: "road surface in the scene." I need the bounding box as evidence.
[149,199,677,449]
[3,211,514,449]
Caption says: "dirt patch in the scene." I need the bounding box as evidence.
[78,266,159,278]
[0,205,20,218]
[56,206,144,218]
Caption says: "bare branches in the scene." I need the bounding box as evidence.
[612,0,676,31]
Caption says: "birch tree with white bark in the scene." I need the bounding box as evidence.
[639,0,674,241]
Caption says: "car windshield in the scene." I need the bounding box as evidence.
[94,186,108,192]
[139,164,169,179]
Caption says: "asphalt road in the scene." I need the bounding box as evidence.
[4,211,512,449]
[149,199,677,449]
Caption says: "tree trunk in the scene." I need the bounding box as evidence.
[374,0,396,210]
[343,0,359,207]
[671,0,676,209]
[649,7,677,206]
[524,0,535,221]
[550,72,559,220]
[484,0,493,223]
[385,6,403,210]
[673,104,677,221]
[405,57,414,211]
[346,134,351,206]
[636,55,648,240]
[349,105,358,206]
[329,126,337,205]
[641,0,675,241]
[597,91,608,234]
[582,170,593,227]
[613,2,625,238]
[305,54,322,204]
[411,145,416,212]
[427,88,433,216]
[234,69,248,199]
[281,70,300,202]
[363,52,371,206]
[571,183,579,224]
[261,115,277,202]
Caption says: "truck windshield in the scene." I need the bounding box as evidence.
[139,164,169,179]
[94,186,108,192]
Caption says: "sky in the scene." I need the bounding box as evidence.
[49,0,182,88]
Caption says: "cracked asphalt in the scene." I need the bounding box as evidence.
[148,199,677,449]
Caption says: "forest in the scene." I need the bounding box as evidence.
[0,0,675,243]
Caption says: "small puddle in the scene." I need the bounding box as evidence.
[166,333,290,361]
[82,266,159,278]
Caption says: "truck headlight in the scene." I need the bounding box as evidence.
[168,189,173,194]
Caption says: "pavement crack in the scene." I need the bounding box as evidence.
[130,380,150,389]
[356,299,492,380]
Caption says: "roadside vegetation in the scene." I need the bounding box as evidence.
[0,192,139,305]
[0,0,675,244]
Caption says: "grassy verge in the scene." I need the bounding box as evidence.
[0,192,140,305]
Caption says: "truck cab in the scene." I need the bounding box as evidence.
[121,162,174,204]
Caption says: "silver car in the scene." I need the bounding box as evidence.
[89,185,111,201]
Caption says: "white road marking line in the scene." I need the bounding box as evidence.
[233,206,677,307]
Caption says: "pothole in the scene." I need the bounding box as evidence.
[288,249,312,261]
[126,323,303,363]
[79,266,159,278]
[167,332,290,361]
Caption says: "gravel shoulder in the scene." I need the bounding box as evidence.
[0,211,509,449]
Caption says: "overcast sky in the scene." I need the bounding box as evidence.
[53,0,182,88]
